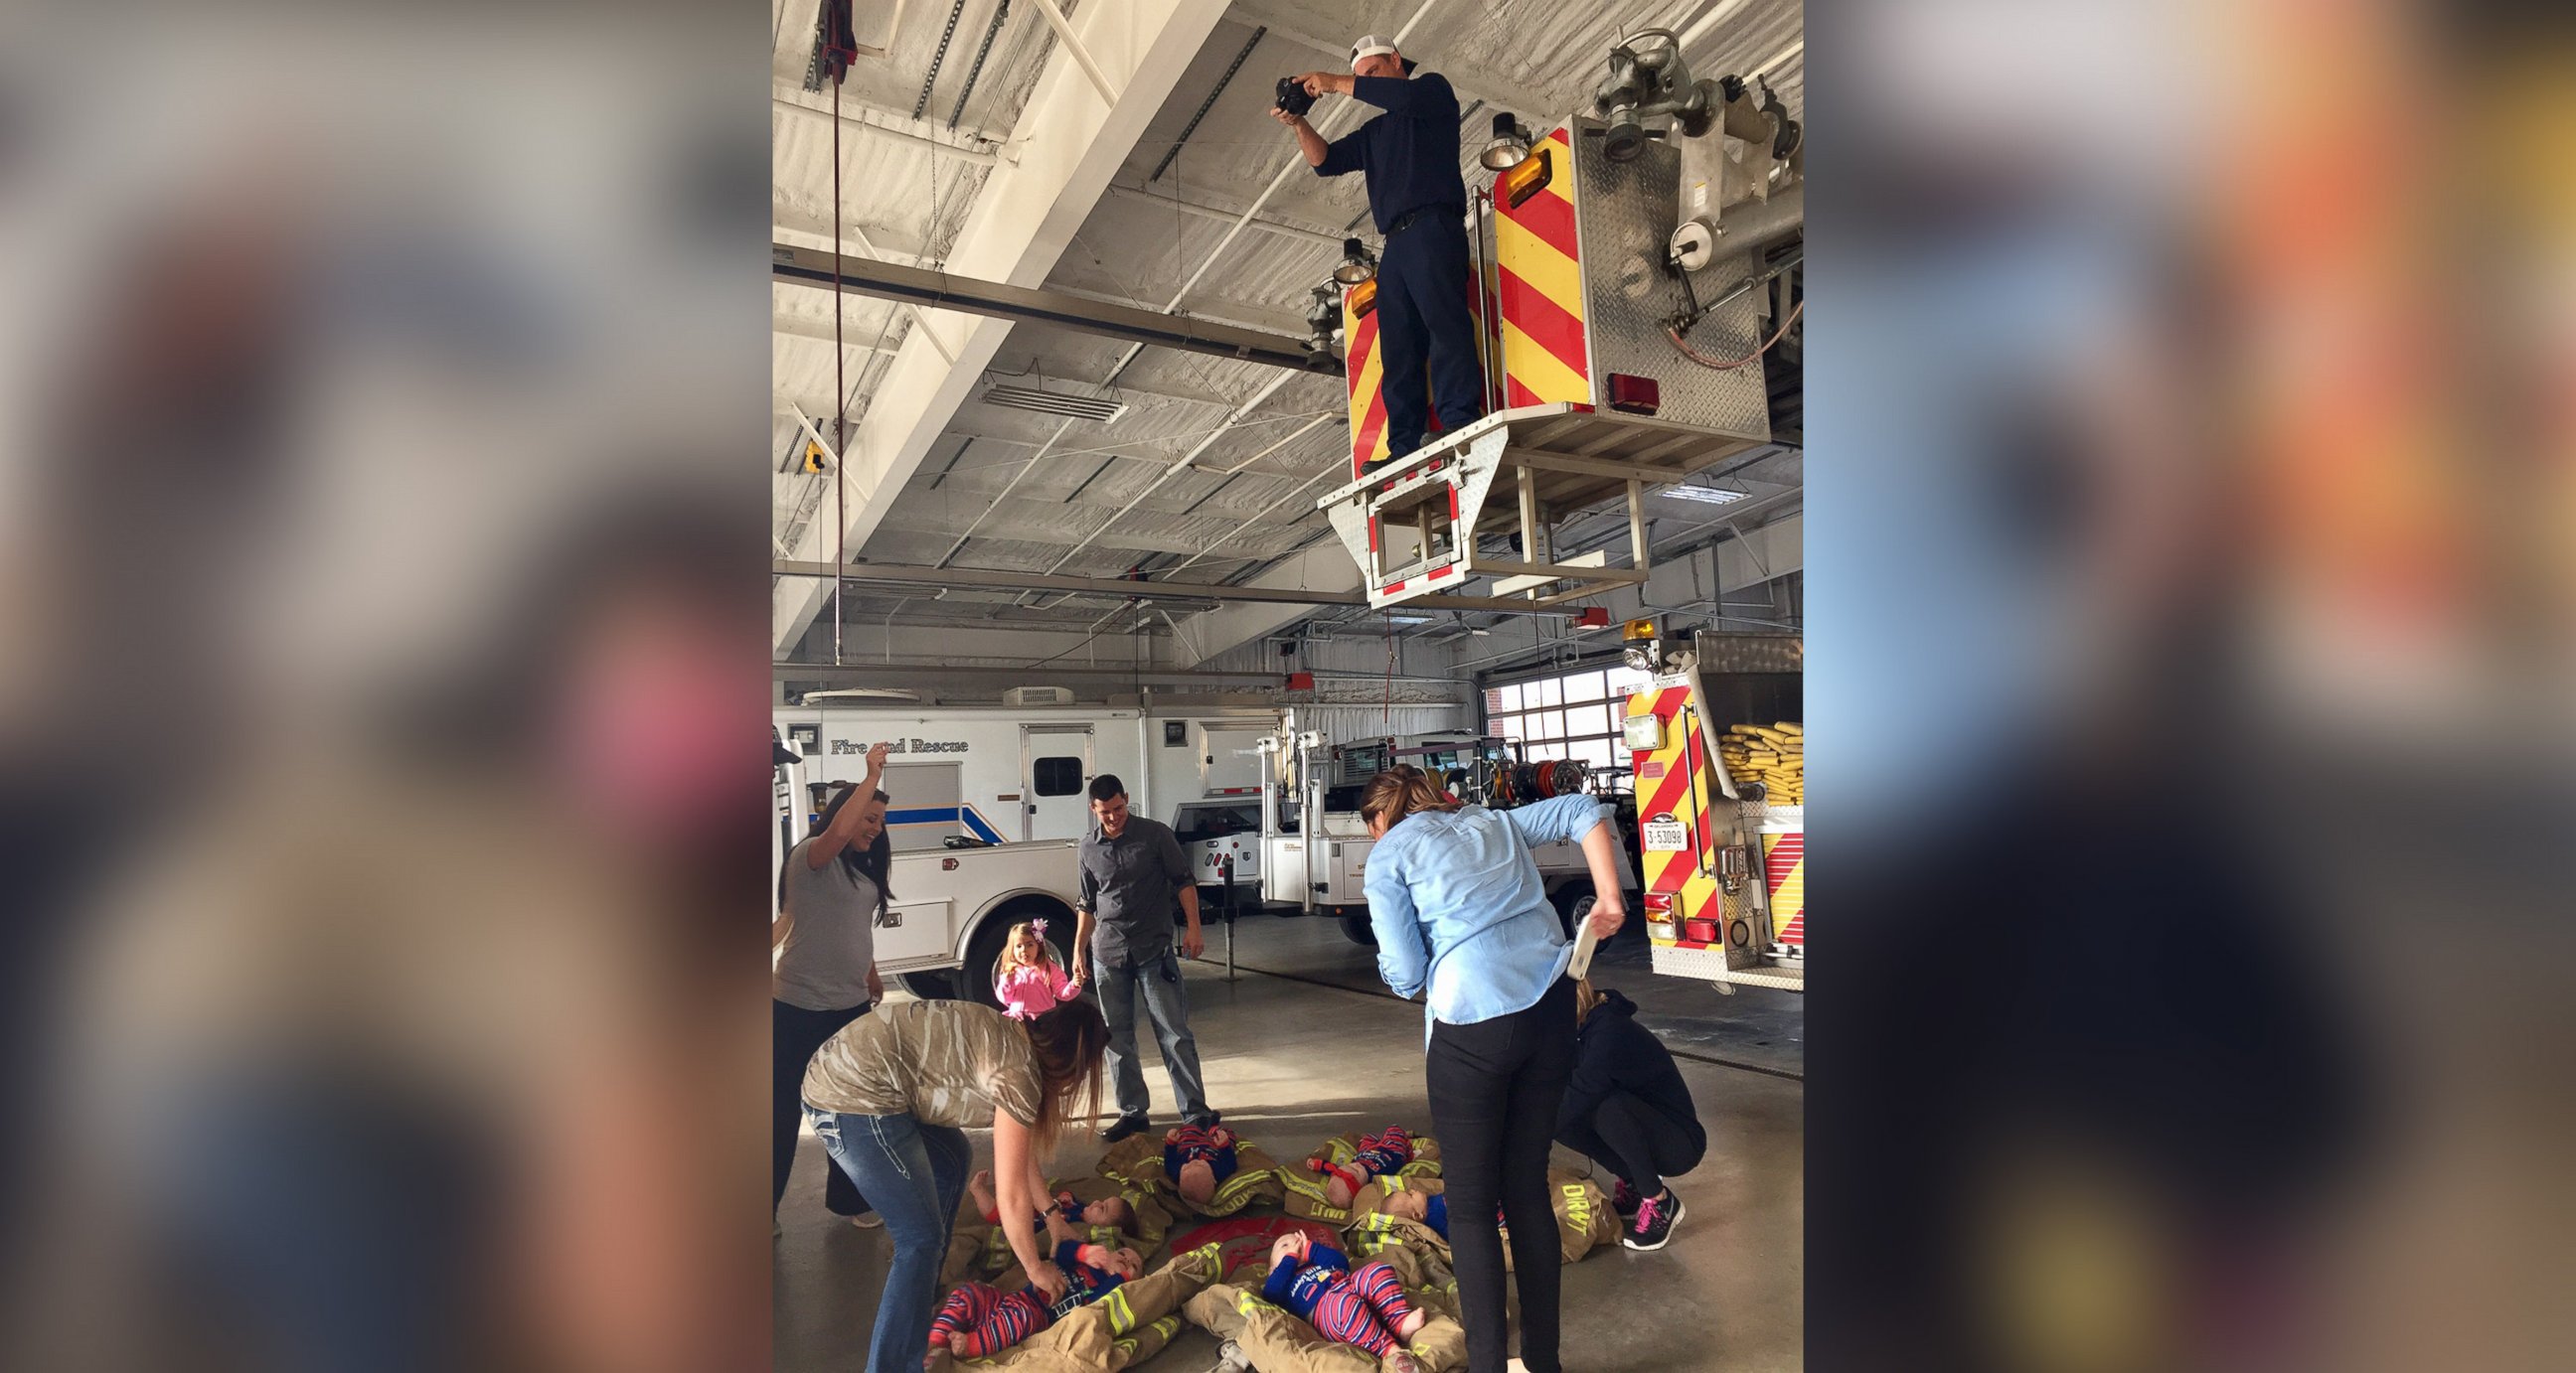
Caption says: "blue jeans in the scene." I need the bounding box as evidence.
[1094,945,1212,1124]
[807,1108,972,1373]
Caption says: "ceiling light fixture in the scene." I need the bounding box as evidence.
[1333,235,1378,285]
[981,384,1128,423]
[1659,485,1747,505]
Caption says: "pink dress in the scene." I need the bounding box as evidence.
[995,962,1084,1020]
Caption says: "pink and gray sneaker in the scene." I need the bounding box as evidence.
[1623,1187,1684,1251]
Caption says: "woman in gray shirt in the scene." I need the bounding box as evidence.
[773,740,892,1227]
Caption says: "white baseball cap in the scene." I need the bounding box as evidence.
[1349,34,1397,70]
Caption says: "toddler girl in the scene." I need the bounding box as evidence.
[927,1238,1144,1358]
[992,920,1082,1020]
[1307,1125,1421,1208]
[1163,1122,1238,1206]
[1259,1232,1427,1372]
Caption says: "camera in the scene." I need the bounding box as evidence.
[1274,76,1316,118]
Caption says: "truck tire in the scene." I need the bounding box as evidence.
[1340,913,1376,946]
[960,900,1078,1010]
[1549,880,1596,939]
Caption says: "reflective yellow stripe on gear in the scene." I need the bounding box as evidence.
[1237,1292,1279,1316]
[1560,1183,1592,1234]
[1101,1287,1137,1334]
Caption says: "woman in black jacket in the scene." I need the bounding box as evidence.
[1555,981,1707,1251]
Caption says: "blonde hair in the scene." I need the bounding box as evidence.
[1574,977,1604,1025]
[997,921,1057,978]
[1359,764,1461,831]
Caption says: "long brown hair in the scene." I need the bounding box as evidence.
[1359,764,1461,832]
[1020,997,1108,1156]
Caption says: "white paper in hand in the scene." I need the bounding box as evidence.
[1567,917,1603,981]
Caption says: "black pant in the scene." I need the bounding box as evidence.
[1375,213,1485,458]
[1425,976,1576,1373]
[773,999,873,1217]
[1556,1090,1706,1196]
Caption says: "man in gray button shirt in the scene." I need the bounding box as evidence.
[1070,774,1216,1141]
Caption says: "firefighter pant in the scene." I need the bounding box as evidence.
[1375,212,1485,459]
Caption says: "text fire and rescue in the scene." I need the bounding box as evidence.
[829,737,970,755]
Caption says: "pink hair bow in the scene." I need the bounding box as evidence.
[1031,918,1049,935]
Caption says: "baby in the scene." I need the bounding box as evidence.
[992,920,1082,1020]
[927,1237,1145,1358]
[1372,1186,1450,1238]
[1260,1232,1427,1373]
[966,1168,1136,1236]
[1162,1123,1238,1206]
[1306,1125,1421,1208]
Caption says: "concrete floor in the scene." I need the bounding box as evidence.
[776,915,1803,1372]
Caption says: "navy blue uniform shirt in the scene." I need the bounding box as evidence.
[1315,72,1468,232]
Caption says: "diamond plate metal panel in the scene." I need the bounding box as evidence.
[1567,117,1772,441]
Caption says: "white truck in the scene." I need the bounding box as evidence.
[774,726,1091,1006]
[773,700,1278,854]
[770,704,1281,1000]
[1252,726,1640,946]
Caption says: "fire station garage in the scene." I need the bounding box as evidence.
[771,4,1802,1369]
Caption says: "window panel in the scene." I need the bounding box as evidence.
[1562,669,1606,702]
[1494,712,1527,741]
[1494,683,1523,713]
[1032,757,1084,797]
[1534,677,1562,707]
[1572,737,1616,770]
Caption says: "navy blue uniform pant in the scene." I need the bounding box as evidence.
[1375,212,1485,458]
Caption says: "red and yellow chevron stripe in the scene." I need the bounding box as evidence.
[1629,685,1735,951]
[1762,832,1805,947]
[1493,125,1589,408]
[1344,285,1390,476]
[1342,256,1493,477]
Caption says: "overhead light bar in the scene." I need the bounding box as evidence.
[980,384,1129,423]
[1385,614,1433,624]
[1659,485,1747,505]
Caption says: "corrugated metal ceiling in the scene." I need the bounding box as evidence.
[774,0,1804,632]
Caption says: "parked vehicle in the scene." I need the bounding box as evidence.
[773,702,1278,850]
[773,726,1084,1008]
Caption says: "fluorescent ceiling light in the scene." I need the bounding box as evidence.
[981,384,1128,423]
[1659,485,1747,505]
[1385,614,1433,624]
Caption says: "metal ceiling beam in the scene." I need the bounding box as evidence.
[771,93,1007,165]
[773,558,1576,615]
[775,660,1461,688]
[772,243,1336,377]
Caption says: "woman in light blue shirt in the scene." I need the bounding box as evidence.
[1360,766,1627,1373]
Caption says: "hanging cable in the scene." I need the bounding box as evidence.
[832,37,847,667]
[1667,299,1803,370]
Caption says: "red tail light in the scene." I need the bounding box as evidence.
[1607,374,1661,415]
